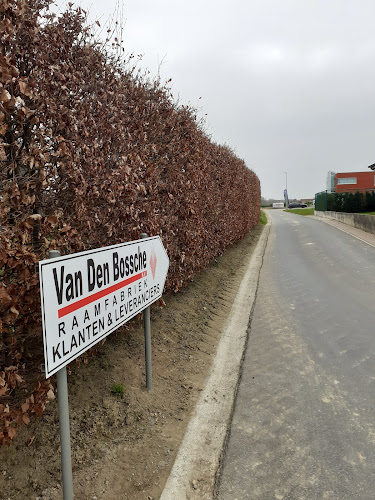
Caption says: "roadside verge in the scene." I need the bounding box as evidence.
[160,216,271,500]
[0,220,270,500]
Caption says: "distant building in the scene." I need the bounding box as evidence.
[301,198,315,205]
[334,171,375,193]
[326,171,336,193]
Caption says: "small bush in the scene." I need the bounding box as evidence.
[110,384,125,399]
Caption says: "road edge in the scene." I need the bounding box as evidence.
[160,217,271,500]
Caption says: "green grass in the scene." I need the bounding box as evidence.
[359,211,375,215]
[284,208,315,216]
[110,383,125,398]
[260,210,267,224]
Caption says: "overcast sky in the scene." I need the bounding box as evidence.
[56,0,375,200]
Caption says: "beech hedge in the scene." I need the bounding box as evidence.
[0,0,260,446]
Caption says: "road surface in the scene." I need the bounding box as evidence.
[217,211,375,500]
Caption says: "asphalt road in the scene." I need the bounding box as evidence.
[217,211,375,500]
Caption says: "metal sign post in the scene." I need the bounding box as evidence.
[56,365,74,500]
[48,250,74,500]
[40,238,169,497]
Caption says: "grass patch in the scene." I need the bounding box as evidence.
[260,210,267,224]
[359,212,375,215]
[284,208,314,216]
[110,383,125,398]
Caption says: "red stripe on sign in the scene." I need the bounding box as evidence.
[58,271,147,318]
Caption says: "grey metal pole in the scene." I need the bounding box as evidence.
[141,233,152,390]
[56,367,74,500]
[49,250,74,500]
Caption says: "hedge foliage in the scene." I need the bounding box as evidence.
[325,191,375,213]
[0,0,260,446]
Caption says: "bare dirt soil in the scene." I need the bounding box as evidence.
[0,224,264,500]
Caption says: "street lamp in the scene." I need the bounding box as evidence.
[284,171,288,193]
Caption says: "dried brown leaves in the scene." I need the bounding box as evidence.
[0,0,260,446]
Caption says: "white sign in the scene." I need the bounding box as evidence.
[39,237,169,378]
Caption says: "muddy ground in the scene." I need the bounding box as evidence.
[0,224,264,500]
